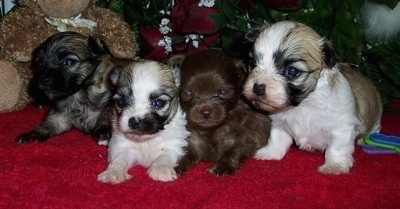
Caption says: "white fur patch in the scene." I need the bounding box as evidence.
[255,66,359,175]
[98,61,189,183]
[98,106,189,183]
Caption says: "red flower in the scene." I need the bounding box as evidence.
[261,0,305,11]
[139,1,223,61]
[239,0,255,10]
[140,26,173,61]
[173,33,220,55]
[170,0,220,35]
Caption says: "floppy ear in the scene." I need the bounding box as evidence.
[321,40,338,68]
[244,24,271,44]
[233,59,248,85]
[244,27,262,44]
[87,36,111,56]
[167,54,186,87]
[108,66,122,87]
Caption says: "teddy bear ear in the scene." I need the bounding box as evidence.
[86,36,111,56]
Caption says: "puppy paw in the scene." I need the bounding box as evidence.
[254,146,286,160]
[174,164,189,175]
[93,126,111,145]
[97,169,132,184]
[317,163,350,175]
[207,164,237,176]
[15,132,49,144]
[356,138,365,146]
[148,164,177,182]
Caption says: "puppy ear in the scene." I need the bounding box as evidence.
[87,36,111,56]
[244,24,271,44]
[167,54,185,69]
[167,54,186,87]
[233,59,248,84]
[244,27,261,44]
[109,66,122,87]
[321,40,338,68]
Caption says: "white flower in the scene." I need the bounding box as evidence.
[159,1,175,15]
[159,25,172,35]
[158,36,173,53]
[198,0,215,8]
[185,34,204,48]
[160,18,170,25]
[244,12,252,30]
[159,18,172,34]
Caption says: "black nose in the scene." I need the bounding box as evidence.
[39,75,52,87]
[200,109,213,119]
[253,83,266,96]
[128,117,141,129]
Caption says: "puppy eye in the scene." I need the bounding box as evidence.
[116,98,127,108]
[62,58,77,67]
[285,67,300,78]
[152,99,166,109]
[219,89,229,96]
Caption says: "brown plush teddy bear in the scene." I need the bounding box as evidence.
[0,0,138,113]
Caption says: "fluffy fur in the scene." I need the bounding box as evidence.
[243,21,382,175]
[15,31,132,144]
[171,50,271,176]
[358,1,400,41]
[97,60,189,184]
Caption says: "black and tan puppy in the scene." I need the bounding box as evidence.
[16,31,133,144]
[170,50,271,176]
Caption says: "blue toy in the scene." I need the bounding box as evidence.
[363,133,400,154]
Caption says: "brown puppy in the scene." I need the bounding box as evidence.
[170,50,271,176]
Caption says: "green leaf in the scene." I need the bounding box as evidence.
[284,0,365,62]
[107,0,125,18]
[219,28,249,58]
[209,13,229,31]
[360,37,400,111]
[220,0,239,21]
[248,3,276,23]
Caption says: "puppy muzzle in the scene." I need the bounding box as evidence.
[126,115,165,135]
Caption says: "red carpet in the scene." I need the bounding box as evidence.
[1,105,399,209]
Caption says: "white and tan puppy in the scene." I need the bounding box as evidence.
[98,60,189,184]
[243,21,382,174]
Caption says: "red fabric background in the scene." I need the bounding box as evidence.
[1,105,399,208]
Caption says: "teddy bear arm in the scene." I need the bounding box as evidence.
[0,61,32,113]
[83,7,138,59]
[0,8,57,62]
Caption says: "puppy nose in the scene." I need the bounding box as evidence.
[128,117,141,129]
[253,83,266,96]
[200,109,213,119]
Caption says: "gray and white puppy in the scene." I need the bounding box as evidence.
[16,31,132,144]
[98,60,189,184]
[242,21,382,174]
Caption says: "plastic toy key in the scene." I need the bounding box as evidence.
[362,145,397,154]
[363,133,400,154]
